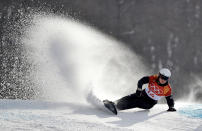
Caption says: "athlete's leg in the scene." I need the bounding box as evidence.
[115,93,140,110]
[115,93,157,110]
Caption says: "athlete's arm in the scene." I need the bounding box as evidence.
[165,95,176,111]
[165,95,174,107]
[136,76,149,97]
[137,76,149,90]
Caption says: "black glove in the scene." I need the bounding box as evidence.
[136,88,142,97]
[167,107,176,112]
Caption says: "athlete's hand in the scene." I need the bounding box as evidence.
[136,88,142,97]
[167,107,176,112]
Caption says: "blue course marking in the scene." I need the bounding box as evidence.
[179,104,202,119]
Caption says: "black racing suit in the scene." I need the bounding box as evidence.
[115,76,175,110]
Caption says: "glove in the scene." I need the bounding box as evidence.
[136,88,142,97]
[167,107,176,112]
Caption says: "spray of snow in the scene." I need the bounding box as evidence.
[21,14,148,104]
[182,75,202,103]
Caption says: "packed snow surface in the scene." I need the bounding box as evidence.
[0,100,201,131]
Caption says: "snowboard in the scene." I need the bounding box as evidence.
[103,99,117,115]
[86,89,118,115]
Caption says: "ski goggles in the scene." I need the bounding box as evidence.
[159,74,169,80]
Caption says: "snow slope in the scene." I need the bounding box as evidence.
[0,100,201,131]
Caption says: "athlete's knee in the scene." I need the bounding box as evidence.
[141,103,156,109]
[144,105,153,109]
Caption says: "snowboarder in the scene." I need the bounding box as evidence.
[103,68,176,115]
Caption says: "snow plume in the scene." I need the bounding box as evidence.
[17,13,148,103]
[182,74,202,103]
